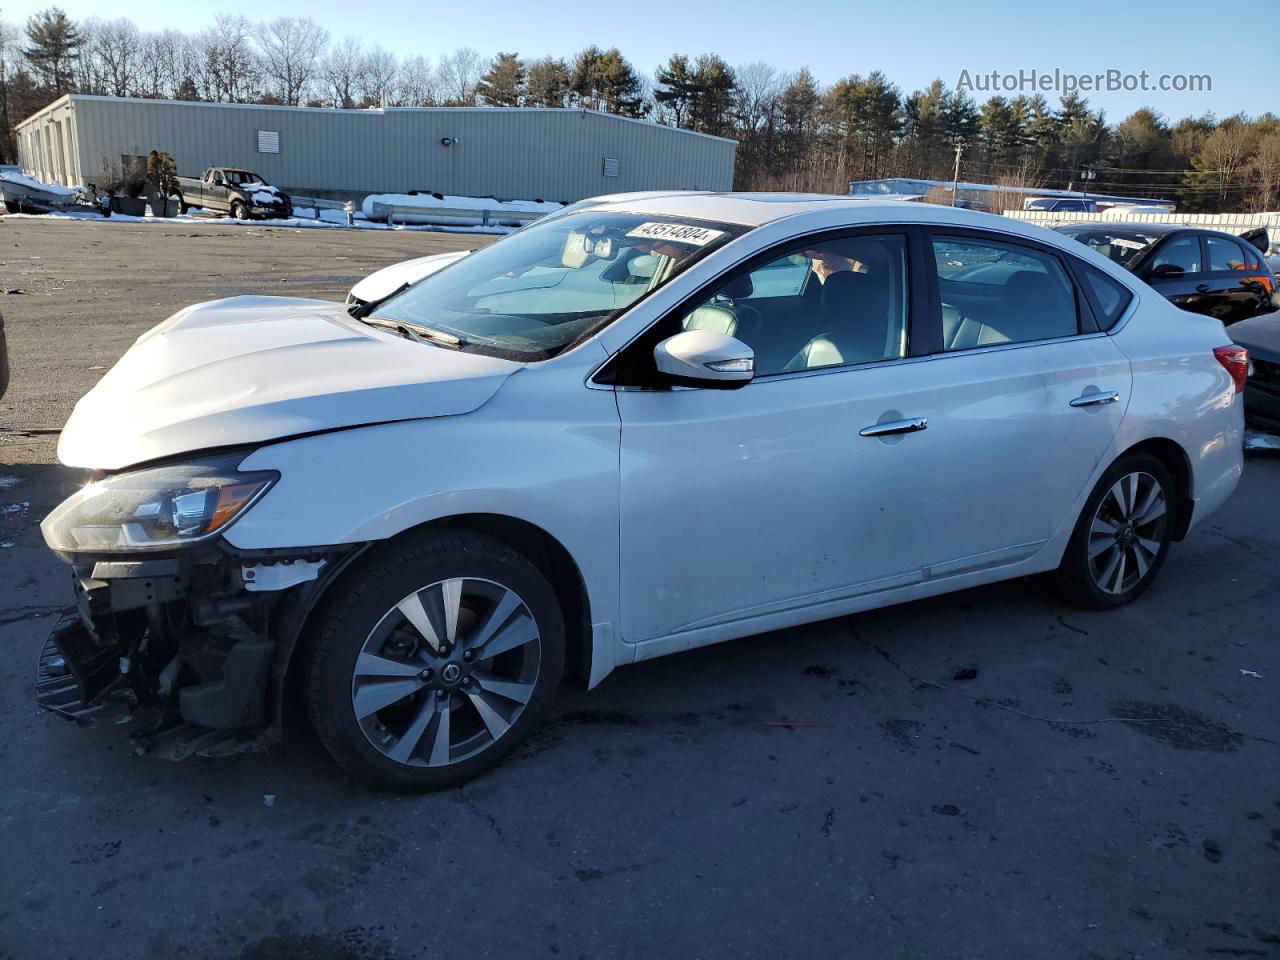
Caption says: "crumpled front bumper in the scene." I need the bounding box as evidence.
[34,549,338,760]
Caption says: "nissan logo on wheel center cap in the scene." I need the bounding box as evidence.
[440,663,463,684]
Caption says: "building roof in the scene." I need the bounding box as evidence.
[16,94,738,145]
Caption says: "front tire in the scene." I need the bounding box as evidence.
[230,200,248,220]
[1053,452,1176,609]
[305,531,565,791]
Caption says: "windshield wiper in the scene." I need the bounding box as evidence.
[360,315,467,349]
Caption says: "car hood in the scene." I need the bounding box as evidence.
[58,296,522,471]
[1230,311,1280,363]
[349,250,471,304]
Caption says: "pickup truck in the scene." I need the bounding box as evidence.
[175,167,292,220]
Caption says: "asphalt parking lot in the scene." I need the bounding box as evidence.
[1,218,1278,960]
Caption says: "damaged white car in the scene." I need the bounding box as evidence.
[39,194,1244,790]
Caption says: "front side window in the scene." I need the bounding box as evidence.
[1150,235,1201,274]
[677,234,908,376]
[932,236,1078,349]
[372,212,745,361]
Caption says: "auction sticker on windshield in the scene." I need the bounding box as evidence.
[626,222,725,246]
[1109,237,1148,250]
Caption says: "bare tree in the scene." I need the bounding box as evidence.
[436,47,481,105]
[195,14,260,102]
[257,16,327,106]
[89,18,142,97]
[397,54,440,106]
[355,44,397,107]
[320,35,361,108]
[734,61,782,133]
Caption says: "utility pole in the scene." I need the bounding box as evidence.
[951,140,964,207]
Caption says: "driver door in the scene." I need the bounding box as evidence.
[612,231,935,644]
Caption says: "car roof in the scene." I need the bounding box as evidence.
[568,191,1061,238]
[1056,222,1251,241]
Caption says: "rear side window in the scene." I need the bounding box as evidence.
[1076,263,1134,330]
[932,236,1078,350]
[1206,235,1249,272]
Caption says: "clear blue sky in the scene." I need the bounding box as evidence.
[3,0,1252,121]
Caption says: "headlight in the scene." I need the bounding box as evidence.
[41,454,278,553]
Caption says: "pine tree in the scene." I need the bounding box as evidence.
[476,52,525,107]
[23,7,83,95]
[571,46,643,117]
[690,54,735,137]
[654,54,696,127]
[525,57,569,107]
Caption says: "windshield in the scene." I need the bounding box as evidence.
[370,211,745,361]
[1059,229,1157,266]
[225,171,263,185]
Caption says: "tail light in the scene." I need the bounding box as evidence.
[1213,345,1249,394]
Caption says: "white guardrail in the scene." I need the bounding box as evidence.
[1006,210,1280,237]
[366,202,544,228]
[290,195,356,225]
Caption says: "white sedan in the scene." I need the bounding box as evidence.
[40,194,1245,789]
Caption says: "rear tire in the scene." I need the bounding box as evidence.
[1052,452,1176,609]
[176,193,189,215]
[305,530,565,791]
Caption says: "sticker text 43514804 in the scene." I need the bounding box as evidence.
[625,222,725,247]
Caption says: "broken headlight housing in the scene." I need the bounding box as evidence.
[41,454,278,553]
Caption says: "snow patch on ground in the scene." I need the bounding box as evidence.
[3,208,516,234]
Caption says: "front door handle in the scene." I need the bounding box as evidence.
[1195,283,1210,293]
[859,417,928,437]
[1069,390,1120,408]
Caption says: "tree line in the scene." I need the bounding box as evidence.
[3,7,1278,212]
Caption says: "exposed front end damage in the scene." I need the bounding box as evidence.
[36,545,356,760]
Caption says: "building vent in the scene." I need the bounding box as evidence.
[602,157,619,178]
[257,130,280,154]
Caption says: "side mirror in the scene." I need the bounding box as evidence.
[1151,263,1184,278]
[654,330,754,389]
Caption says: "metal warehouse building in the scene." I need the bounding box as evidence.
[16,95,736,202]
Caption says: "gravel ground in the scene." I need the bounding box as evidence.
[0,218,1277,960]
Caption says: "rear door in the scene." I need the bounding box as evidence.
[1142,233,1211,314]
[916,230,1132,569]
[1203,234,1275,324]
[206,171,230,211]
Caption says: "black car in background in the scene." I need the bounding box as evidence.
[1229,313,1280,431]
[1054,223,1276,325]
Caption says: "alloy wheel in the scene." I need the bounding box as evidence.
[1087,471,1168,595]
[350,577,541,767]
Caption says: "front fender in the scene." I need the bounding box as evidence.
[226,354,623,677]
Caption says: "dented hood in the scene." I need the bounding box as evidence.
[58,296,522,471]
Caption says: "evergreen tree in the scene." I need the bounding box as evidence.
[23,6,83,94]
[653,54,696,127]
[571,46,644,117]
[476,52,525,107]
[690,54,735,136]
[525,56,569,107]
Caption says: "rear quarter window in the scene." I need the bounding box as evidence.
[1077,263,1134,330]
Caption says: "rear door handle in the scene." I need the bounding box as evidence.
[859,417,928,437]
[1069,391,1120,408]
[1195,283,1210,293]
